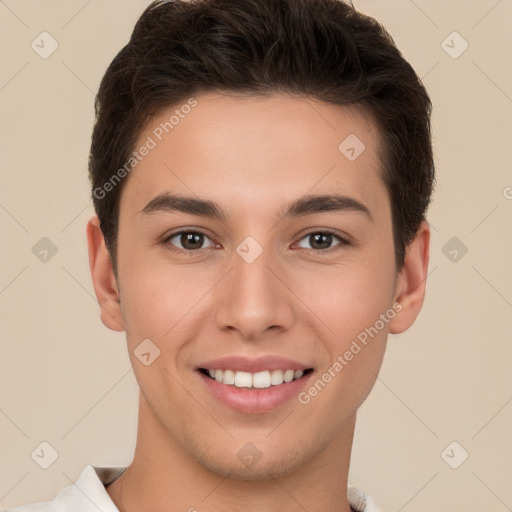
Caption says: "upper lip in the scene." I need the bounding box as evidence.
[197,355,313,373]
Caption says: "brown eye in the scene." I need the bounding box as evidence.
[165,230,214,253]
[296,231,348,253]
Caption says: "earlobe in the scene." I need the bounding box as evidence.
[86,216,125,332]
[388,221,431,335]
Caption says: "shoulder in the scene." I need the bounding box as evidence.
[4,465,126,512]
[5,501,55,512]
[348,483,382,512]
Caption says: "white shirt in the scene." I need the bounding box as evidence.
[5,465,382,512]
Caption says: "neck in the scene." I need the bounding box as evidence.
[107,393,357,512]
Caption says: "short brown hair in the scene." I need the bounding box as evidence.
[89,0,435,276]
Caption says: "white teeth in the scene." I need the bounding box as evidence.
[223,369,235,385]
[252,371,271,389]
[204,368,308,387]
[283,369,295,383]
[271,369,284,385]
[234,371,252,388]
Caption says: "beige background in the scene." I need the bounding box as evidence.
[1,1,511,510]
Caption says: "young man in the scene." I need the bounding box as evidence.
[9,0,434,510]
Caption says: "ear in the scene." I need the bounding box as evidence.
[86,215,125,332]
[388,221,430,334]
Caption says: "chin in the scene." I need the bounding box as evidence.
[191,441,312,481]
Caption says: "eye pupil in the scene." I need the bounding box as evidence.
[310,233,332,250]
[182,232,203,250]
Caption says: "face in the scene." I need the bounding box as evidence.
[100,92,410,478]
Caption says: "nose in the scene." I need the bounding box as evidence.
[214,242,295,341]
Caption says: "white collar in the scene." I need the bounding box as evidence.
[40,465,381,512]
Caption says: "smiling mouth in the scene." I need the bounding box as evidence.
[198,368,314,388]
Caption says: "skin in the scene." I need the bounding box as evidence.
[87,91,430,512]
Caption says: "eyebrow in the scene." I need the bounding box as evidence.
[140,192,372,222]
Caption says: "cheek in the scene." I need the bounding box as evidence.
[120,269,194,411]
[120,273,169,338]
[299,315,388,427]
[316,263,394,407]
[119,261,199,336]
[118,263,214,383]
[294,259,395,340]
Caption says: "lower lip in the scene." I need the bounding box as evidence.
[198,371,313,414]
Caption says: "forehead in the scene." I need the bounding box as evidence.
[119,91,387,221]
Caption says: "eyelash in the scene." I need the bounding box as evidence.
[163,229,350,256]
